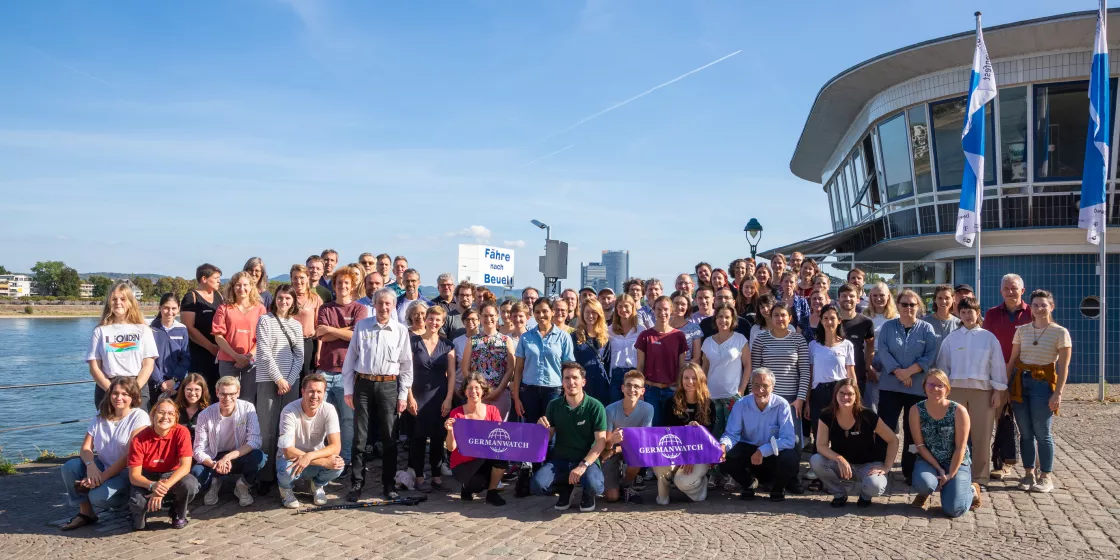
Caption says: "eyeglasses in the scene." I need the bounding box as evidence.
[623,383,644,390]
[217,392,239,399]
[898,302,918,309]
[924,383,946,391]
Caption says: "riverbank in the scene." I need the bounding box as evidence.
[0,304,159,318]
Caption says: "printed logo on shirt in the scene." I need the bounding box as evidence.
[235,329,251,334]
[577,420,586,426]
[171,336,184,340]
[106,333,141,352]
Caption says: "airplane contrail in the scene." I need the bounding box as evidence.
[520,143,576,168]
[27,46,116,88]
[538,49,742,143]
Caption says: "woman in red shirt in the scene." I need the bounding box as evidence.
[127,399,198,530]
[444,373,506,506]
[212,271,267,404]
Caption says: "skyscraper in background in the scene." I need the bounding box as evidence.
[601,250,629,294]
[580,262,608,293]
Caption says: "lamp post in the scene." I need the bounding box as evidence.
[744,218,763,260]
[530,219,558,295]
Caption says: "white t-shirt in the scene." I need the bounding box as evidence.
[608,327,641,369]
[808,339,856,387]
[86,323,159,378]
[215,413,238,452]
[701,332,749,399]
[277,399,341,453]
[87,408,150,467]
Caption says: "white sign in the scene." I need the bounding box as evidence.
[457,244,515,287]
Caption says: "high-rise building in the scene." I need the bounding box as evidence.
[580,262,608,293]
[600,250,629,294]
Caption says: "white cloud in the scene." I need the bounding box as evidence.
[449,225,491,243]
[503,240,526,248]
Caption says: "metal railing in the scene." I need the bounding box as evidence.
[0,380,94,434]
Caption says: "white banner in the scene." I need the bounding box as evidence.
[457,244,515,287]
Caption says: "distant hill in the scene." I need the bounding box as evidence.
[81,272,166,280]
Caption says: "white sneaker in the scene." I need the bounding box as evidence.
[203,478,222,505]
[1031,473,1054,493]
[311,482,328,505]
[234,477,254,507]
[279,487,300,509]
[1018,470,1036,491]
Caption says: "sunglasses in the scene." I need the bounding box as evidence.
[899,302,919,309]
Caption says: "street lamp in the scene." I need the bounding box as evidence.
[530,219,550,244]
[744,218,763,260]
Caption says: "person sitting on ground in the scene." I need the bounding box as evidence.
[175,373,210,443]
[908,369,981,518]
[654,363,717,505]
[530,362,608,513]
[60,376,151,530]
[719,367,799,502]
[127,398,199,530]
[809,378,897,508]
[600,370,654,505]
[191,376,266,507]
[444,373,508,505]
[276,373,346,508]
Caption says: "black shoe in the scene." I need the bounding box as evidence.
[461,488,475,502]
[554,486,573,510]
[739,488,756,501]
[382,489,400,500]
[255,481,273,497]
[515,469,531,498]
[857,497,872,508]
[786,479,805,495]
[340,465,352,481]
[579,491,596,512]
[346,482,364,502]
[486,490,506,506]
[769,492,786,502]
[830,496,848,508]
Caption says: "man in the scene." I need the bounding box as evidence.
[694,262,712,288]
[775,272,810,333]
[837,283,876,408]
[788,252,805,276]
[320,249,339,291]
[356,271,386,319]
[700,287,751,339]
[315,267,367,474]
[276,373,346,508]
[690,285,715,326]
[306,255,333,304]
[390,256,409,297]
[981,273,1031,480]
[599,370,653,504]
[192,376,265,506]
[443,281,474,340]
[637,278,663,329]
[530,362,608,513]
[431,273,457,312]
[342,288,413,501]
[522,287,541,329]
[395,269,431,323]
[624,278,645,308]
[720,368,799,502]
[375,254,393,282]
[635,297,687,425]
[953,284,975,317]
[561,288,579,328]
[675,273,695,299]
[578,287,597,315]
[597,288,616,321]
[847,268,869,313]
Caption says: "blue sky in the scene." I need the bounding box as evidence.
[0,0,1068,287]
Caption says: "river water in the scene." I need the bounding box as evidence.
[0,317,100,460]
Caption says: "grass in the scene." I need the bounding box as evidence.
[35,447,59,462]
[0,449,16,475]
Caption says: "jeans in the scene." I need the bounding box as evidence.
[877,390,923,482]
[190,449,267,491]
[319,371,354,464]
[809,454,887,499]
[276,454,343,490]
[531,458,605,497]
[256,380,301,483]
[351,376,399,488]
[863,380,880,412]
[128,470,199,528]
[61,457,130,510]
[608,367,629,405]
[912,458,974,518]
[518,384,561,425]
[218,360,257,404]
[644,386,676,427]
[1011,375,1055,473]
[723,442,800,496]
[95,382,150,412]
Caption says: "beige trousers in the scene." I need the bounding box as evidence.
[954,388,997,483]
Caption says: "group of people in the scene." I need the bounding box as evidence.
[62,250,1072,529]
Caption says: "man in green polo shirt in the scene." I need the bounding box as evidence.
[531,362,608,512]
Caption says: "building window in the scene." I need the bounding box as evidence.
[930,97,995,190]
[999,86,1029,183]
[907,105,933,193]
[878,113,914,201]
[1033,79,1117,182]
[888,208,919,237]
[862,135,883,212]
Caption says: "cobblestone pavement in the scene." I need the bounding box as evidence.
[2,384,1119,560]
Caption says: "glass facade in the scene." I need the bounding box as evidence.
[908,105,933,193]
[878,114,914,201]
[999,87,1029,183]
[930,97,995,190]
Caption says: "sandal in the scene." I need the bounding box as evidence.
[61,513,98,531]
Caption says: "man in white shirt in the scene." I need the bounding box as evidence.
[395,269,431,323]
[276,373,345,508]
[191,376,264,507]
[343,288,414,501]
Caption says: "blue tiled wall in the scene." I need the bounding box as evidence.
[954,254,1120,384]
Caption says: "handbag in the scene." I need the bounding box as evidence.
[991,404,1018,466]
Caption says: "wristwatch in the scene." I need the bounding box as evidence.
[83,459,93,466]
[579,460,590,469]
[148,481,156,492]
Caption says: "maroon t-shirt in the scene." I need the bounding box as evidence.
[635,328,688,386]
[316,301,368,372]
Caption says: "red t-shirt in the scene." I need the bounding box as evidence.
[211,303,267,362]
[449,404,502,468]
[316,301,368,372]
[635,328,688,386]
[981,302,1032,363]
[128,424,192,474]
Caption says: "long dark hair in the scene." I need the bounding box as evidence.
[813,304,846,344]
[755,294,776,327]
[822,378,866,429]
[97,376,142,419]
[270,284,301,318]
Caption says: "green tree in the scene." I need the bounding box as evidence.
[133,276,154,299]
[154,276,174,298]
[58,267,81,298]
[89,275,114,298]
[31,261,66,296]
[0,265,9,275]
[171,277,193,299]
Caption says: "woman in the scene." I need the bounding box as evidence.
[181,264,224,392]
[463,303,516,419]
[797,259,820,298]
[735,276,760,327]
[769,254,787,291]
[127,399,199,530]
[452,308,480,395]
[254,284,305,494]
[1007,289,1070,494]
[809,379,897,507]
[750,301,810,445]
[498,300,514,334]
[573,299,611,404]
[653,363,717,505]
[710,269,731,294]
[808,304,856,439]
[88,280,158,410]
[803,290,829,343]
[444,373,507,505]
[244,257,273,311]
[755,264,774,297]
[408,306,456,492]
[406,301,430,336]
[552,299,573,333]
[60,377,150,530]
[211,271,267,404]
[863,282,898,333]
[669,293,703,365]
[607,294,641,405]
[908,370,980,517]
[150,293,190,401]
[174,373,210,442]
[876,289,938,485]
[290,264,322,385]
[922,284,962,356]
[700,304,750,442]
[636,296,688,426]
[750,294,777,345]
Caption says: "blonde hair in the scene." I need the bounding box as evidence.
[895,289,926,316]
[925,368,951,395]
[99,281,145,326]
[611,294,639,335]
[224,271,262,307]
[863,282,898,320]
[347,266,366,298]
[243,257,268,292]
[575,298,609,347]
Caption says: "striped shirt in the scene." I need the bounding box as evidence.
[750,329,810,400]
[254,314,306,383]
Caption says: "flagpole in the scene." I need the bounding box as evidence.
[1101,217,1107,401]
[974,11,983,297]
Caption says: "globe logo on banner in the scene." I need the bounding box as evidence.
[486,427,512,454]
[657,434,684,460]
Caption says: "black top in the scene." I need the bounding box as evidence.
[410,335,453,421]
[178,406,203,443]
[181,289,223,341]
[841,315,875,383]
[819,407,885,465]
[660,397,716,428]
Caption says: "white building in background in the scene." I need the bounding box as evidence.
[80,283,94,298]
[0,274,36,297]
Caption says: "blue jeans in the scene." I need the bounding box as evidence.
[644,385,676,426]
[275,454,343,490]
[912,458,974,518]
[1011,375,1055,472]
[319,371,353,464]
[61,457,130,510]
[190,449,267,490]
[608,367,628,405]
[585,367,611,406]
[531,458,605,497]
[519,384,561,425]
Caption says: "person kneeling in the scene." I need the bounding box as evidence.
[445,373,507,506]
[719,367,799,502]
[530,362,608,513]
[276,373,346,508]
[809,378,897,507]
[191,376,267,507]
[653,364,716,505]
[127,399,199,530]
[600,370,654,505]
[908,369,981,518]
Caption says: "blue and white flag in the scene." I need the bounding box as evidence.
[1080,0,1110,245]
[955,15,998,247]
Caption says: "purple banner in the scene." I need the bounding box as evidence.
[452,419,549,463]
[619,426,723,467]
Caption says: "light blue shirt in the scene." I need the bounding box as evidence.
[356,296,374,319]
[719,394,796,457]
[515,325,575,387]
[875,319,939,397]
